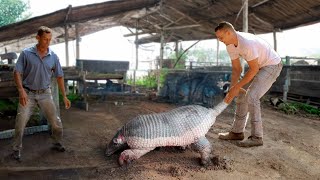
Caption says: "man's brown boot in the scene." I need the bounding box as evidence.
[237,136,263,147]
[218,132,244,140]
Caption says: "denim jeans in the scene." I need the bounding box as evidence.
[231,62,283,137]
[12,88,63,151]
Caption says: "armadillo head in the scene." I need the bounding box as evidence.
[105,129,128,156]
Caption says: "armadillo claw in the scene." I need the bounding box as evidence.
[118,153,133,167]
[200,158,212,167]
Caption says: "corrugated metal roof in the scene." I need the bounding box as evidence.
[0,0,319,54]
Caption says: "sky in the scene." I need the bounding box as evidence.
[25,0,320,67]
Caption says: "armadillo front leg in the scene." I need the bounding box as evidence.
[119,148,155,166]
[191,136,212,166]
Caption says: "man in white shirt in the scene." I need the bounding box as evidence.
[215,21,283,147]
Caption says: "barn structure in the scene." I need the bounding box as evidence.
[0,0,320,137]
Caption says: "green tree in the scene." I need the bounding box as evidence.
[0,0,30,27]
[186,48,230,65]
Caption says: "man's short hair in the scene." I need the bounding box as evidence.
[37,26,52,36]
[214,21,235,32]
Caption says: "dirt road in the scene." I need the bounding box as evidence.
[0,98,319,179]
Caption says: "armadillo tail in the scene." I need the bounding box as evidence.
[211,101,228,117]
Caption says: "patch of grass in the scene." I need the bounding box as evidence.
[278,102,320,116]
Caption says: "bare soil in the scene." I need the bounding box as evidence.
[0,97,319,180]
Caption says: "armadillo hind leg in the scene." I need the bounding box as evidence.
[191,136,212,166]
[118,148,155,166]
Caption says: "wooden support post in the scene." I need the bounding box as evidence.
[73,80,76,94]
[242,0,248,32]
[273,30,277,51]
[241,0,248,75]
[65,80,69,95]
[75,23,80,59]
[133,23,139,93]
[83,71,88,111]
[64,24,69,67]
[216,40,219,66]
[157,30,164,93]
[283,56,291,102]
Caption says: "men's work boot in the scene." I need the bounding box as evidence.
[237,136,263,147]
[12,150,21,161]
[218,132,244,140]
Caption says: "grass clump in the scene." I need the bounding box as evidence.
[278,102,320,116]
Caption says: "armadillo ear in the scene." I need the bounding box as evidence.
[119,134,125,141]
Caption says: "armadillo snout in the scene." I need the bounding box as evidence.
[105,140,128,157]
[105,141,116,156]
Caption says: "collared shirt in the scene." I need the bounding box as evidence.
[226,32,281,68]
[14,45,64,90]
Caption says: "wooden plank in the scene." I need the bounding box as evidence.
[289,79,320,98]
[0,81,15,88]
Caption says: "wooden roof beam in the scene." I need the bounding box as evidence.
[251,0,270,8]
[163,16,185,28]
[123,30,154,37]
[249,13,274,29]
[166,5,198,24]
[159,13,174,23]
[163,24,201,30]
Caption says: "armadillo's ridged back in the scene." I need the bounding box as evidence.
[123,105,216,148]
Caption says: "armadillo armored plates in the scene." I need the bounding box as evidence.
[105,101,228,166]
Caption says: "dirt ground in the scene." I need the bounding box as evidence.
[0,96,319,180]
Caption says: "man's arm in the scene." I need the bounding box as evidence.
[57,76,71,109]
[14,71,28,106]
[225,58,259,103]
[235,58,259,89]
[230,58,242,87]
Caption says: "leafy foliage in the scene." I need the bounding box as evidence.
[0,99,17,112]
[59,92,82,104]
[0,0,31,27]
[128,69,169,89]
[166,45,231,67]
[167,50,187,69]
[278,102,320,116]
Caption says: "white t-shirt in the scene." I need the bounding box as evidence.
[226,32,281,68]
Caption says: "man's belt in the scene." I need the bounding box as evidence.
[23,86,48,94]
